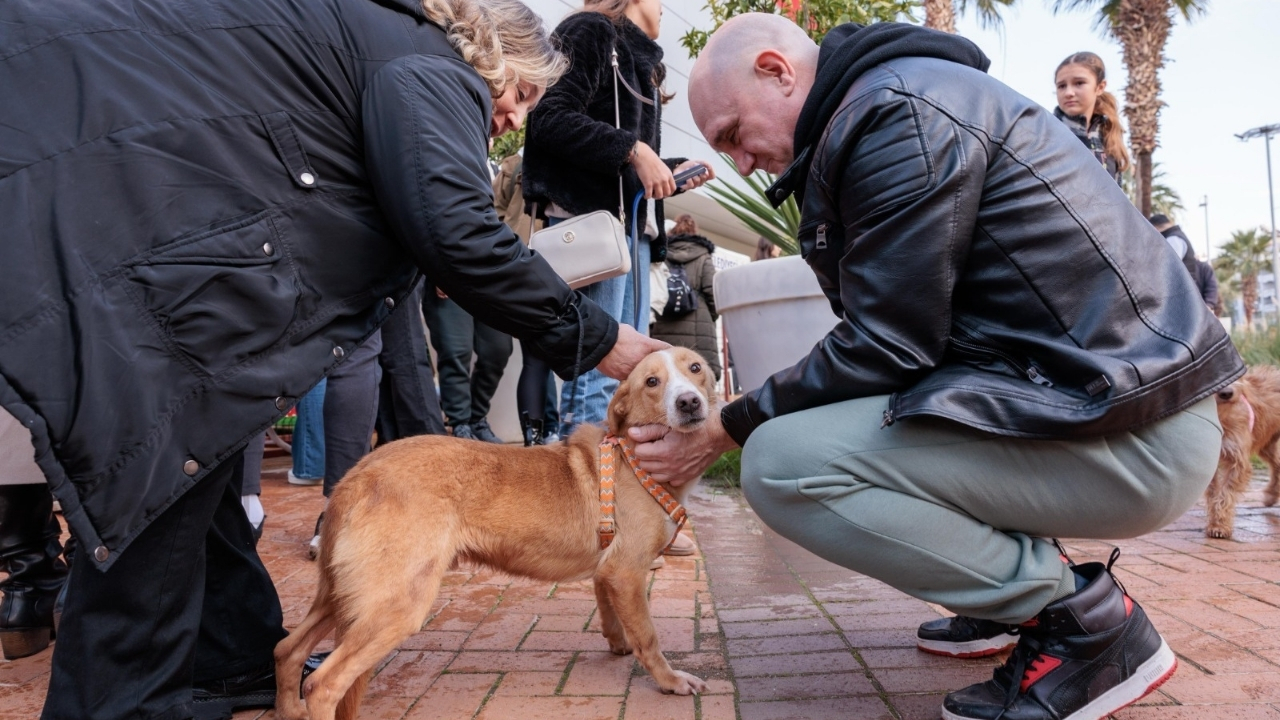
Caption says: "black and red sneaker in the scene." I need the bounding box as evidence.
[942,558,1176,720]
[918,615,1019,658]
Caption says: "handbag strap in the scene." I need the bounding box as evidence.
[610,47,627,225]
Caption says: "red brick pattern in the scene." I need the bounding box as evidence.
[4,462,1280,719]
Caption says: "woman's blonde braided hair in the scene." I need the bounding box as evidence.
[421,0,567,97]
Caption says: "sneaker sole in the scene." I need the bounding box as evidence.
[916,633,1018,659]
[192,690,276,720]
[940,638,1177,720]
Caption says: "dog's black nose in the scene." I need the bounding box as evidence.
[676,393,702,414]
[1217,387,1236,402]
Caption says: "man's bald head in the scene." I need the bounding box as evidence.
[689,13,819,175]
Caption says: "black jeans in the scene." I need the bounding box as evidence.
[421,289,513,428]
[323,331,382,497]
[43,449,285,720]
[376,281,446,443]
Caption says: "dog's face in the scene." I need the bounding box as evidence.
[607,348,718,435]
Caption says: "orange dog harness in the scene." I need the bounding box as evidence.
[598,435,688,552]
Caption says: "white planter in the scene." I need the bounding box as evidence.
[714,255,839,393]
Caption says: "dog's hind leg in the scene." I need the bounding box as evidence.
[303,559,450,720]
[274,594,337,720]
[594,573,630,656]
[1260,437,1280,507]
[599,569,706,695]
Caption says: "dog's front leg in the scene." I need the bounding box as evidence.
[594,573,631,655]
[601,571,706,695]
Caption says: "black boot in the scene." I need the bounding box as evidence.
[520,412,545,447]
[942,555,1175,720]
[0,485,68,660]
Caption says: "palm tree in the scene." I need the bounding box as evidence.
[1119,161,1183,219]
[1214,227,1273,329]
[923,0,1018,33]
[1052,0,1208,217]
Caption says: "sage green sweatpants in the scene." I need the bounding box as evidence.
[739,395,1221,624]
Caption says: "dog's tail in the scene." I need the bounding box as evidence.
[335,668,371,720]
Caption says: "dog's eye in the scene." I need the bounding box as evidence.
[646,376,660,387]
[690,363,702,374]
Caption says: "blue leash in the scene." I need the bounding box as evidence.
[630,190,645,328]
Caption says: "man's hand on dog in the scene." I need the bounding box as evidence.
[597,325,670,381]
[628,413,739,485]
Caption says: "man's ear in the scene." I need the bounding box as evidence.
[606,380,632,436]
[754,49,797,96]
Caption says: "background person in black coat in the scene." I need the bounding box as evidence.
[1151,213,1221,314]
[522,0,714,439]
[0,0,666,717]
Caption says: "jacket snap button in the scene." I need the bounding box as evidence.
[274,396,289,411]
[183,459,199,476]
[332,346,345,359]
[262,242,273,256]
[93,545,109,562]
[299,172,316,186]
[384,297,395,309]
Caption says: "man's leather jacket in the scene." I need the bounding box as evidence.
[720,57,1243,445]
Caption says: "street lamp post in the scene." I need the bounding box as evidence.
[1237,123,1280,323]
[1198,195,1209,260]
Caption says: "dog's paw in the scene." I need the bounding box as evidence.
[659,670,707,696]
[1205,525,1233,539]
[608,641,633,656]
[1264,491,1279,507]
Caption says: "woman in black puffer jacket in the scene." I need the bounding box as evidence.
[651,215,722,380]
[520,0,713,440]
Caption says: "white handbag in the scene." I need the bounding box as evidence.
[529,210,631,289]
[529,46,647,290]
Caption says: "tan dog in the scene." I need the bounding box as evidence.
[1206,364,1280,539]
[274,348,717,720]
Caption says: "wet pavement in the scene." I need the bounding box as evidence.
[4,458,1280,719]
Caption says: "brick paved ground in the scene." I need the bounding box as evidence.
[4,459,1280,719]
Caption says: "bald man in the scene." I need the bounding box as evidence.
[626,14,1243,720]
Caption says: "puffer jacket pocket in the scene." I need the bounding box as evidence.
[124,211,300,378]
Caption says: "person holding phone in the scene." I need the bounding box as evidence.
[522,0,714,446]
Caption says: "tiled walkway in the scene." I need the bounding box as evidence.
[4,459,1280,719]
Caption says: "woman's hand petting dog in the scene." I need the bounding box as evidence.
[628,412,739,485]
[597,325,670,381]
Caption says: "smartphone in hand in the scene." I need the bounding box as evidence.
[673,164,708,191]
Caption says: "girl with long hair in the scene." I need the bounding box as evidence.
[1054,51,1129,183]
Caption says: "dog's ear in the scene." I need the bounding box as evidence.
[697,354,718,402]
[606,377,632,436]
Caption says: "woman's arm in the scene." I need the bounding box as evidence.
[361,54,619,378]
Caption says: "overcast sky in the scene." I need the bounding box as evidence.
[954,0,1280,259]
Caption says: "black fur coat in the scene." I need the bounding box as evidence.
[523,12,684,243]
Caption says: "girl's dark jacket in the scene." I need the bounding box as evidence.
[522,12,684,243]
[650,235,722,380]
[0,0,616,571]
[721,22,1243,446]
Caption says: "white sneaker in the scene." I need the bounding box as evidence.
[307,513,323,560]
[288,470,322,486]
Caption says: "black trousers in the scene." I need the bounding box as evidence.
[376,281,446,443]
[43,449,285,720]
[421,289,513,427]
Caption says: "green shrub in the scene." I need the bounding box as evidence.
[1232,326,1280,366]
[703,449,742,488]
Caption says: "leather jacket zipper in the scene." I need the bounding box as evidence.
[950,337,1054,388]
[815,223,828,250]
[881,393,897,428]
